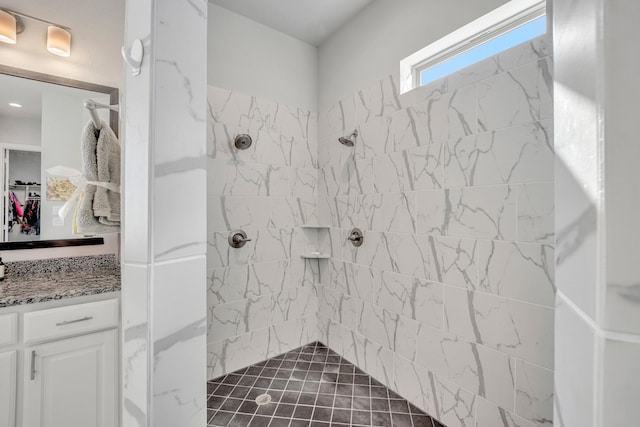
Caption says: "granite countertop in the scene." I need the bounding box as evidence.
[0,255,121,308]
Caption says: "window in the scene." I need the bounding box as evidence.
[400,0,547,93]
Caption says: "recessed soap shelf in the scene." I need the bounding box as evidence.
[300,253,331,259]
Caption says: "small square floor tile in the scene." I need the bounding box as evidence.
[207,342,446,427]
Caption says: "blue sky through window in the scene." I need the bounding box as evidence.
[420,15,546,86]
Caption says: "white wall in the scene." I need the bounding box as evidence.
[208,3,318,111]
[0,0,124,88]
[8,150,41,184]
[318,0,508,109]
[0,117,41,146]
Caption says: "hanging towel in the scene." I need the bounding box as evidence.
[93,119,121,225]
[74,120,120,235]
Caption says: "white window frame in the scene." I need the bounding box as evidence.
[399,0,547,94]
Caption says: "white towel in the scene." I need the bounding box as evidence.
[93,120,121,224]
[74,121,120,235]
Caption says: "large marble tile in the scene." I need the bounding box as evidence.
[357,302,417,355]
[416,325,514,410]
[477,241,555,307]
[364,232,435,279]
[444,120,554,188]
[268,197,317,228]
[208,159,289,197]
[429,373,477,427]
[601,337,640,426]
[153,168,207,261]
[207,328,270,379]
[515,359,553,426]
[426,84,477,145]
[151,256,207,427]
[444,286,554,369]
[358,74,403,123]
[208,295,271,340]
[289,167,318,199]
[374,271,444,329]
[476,397,536,427]
[353,335,395,389]
[373,143,443,193]
[207,195,269,231]
[361,192,417,233]
[268,314,318,358]
[324,259,377,303]
[324,96,357,140]
[271,285,318,324]
[517,182,554,243]
[417,186,517,240]
[389,101,429,152]
[207,260,288,307]
[318,286,362,332]
[477,57,553,132]
[121,263,149,427]
[434,236,478,289]
[393,355,433,412]
[356,115,392,159]
[553,293,596,427]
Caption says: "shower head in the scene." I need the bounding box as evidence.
[339,129,358,147]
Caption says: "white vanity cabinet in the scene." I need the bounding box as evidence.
[0,294,119,427]
[0,313,18,427]
[0,350,17,427]
[23,330,117,427]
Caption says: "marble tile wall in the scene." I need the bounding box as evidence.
[206,86,320,378]
[554,0,640,425]
[317,35,554,427]
[122,0,208,426]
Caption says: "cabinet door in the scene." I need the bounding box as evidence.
[23,329,118,427]
[0,350,16,427]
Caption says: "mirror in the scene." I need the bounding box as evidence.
[0,65,118,249]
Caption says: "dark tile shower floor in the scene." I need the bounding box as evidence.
[207,342,445,427]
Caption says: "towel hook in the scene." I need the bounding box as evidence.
[121,39,144,76]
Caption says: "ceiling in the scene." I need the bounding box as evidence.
[208,0,374,46]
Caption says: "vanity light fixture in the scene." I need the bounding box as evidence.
[8,103,22,108]
[0,8,71,57]
[0,9,17,44]
[46,26,71,57]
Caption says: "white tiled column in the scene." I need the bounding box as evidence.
[120,1,207,426]
[554,0,640,425]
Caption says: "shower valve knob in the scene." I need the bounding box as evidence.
[229,230,251,248]
[347,228,364,247]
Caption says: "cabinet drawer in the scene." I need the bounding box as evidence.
[0,313,17,348]
[24,299,119,344]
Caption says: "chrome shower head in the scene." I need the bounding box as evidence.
[339,129,358,147]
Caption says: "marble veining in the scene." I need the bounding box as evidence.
[207,85,321,379]
[317,34,555,427]
[0,255,120,307]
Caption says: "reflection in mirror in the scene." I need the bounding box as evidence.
[3,147,41,241]
[0,67,118,248]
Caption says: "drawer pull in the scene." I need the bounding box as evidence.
[56,316,93,326]
[30,350,36,380]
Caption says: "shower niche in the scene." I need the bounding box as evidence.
[299,224,331,259]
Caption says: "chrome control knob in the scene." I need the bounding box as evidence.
[228,230,252,248]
